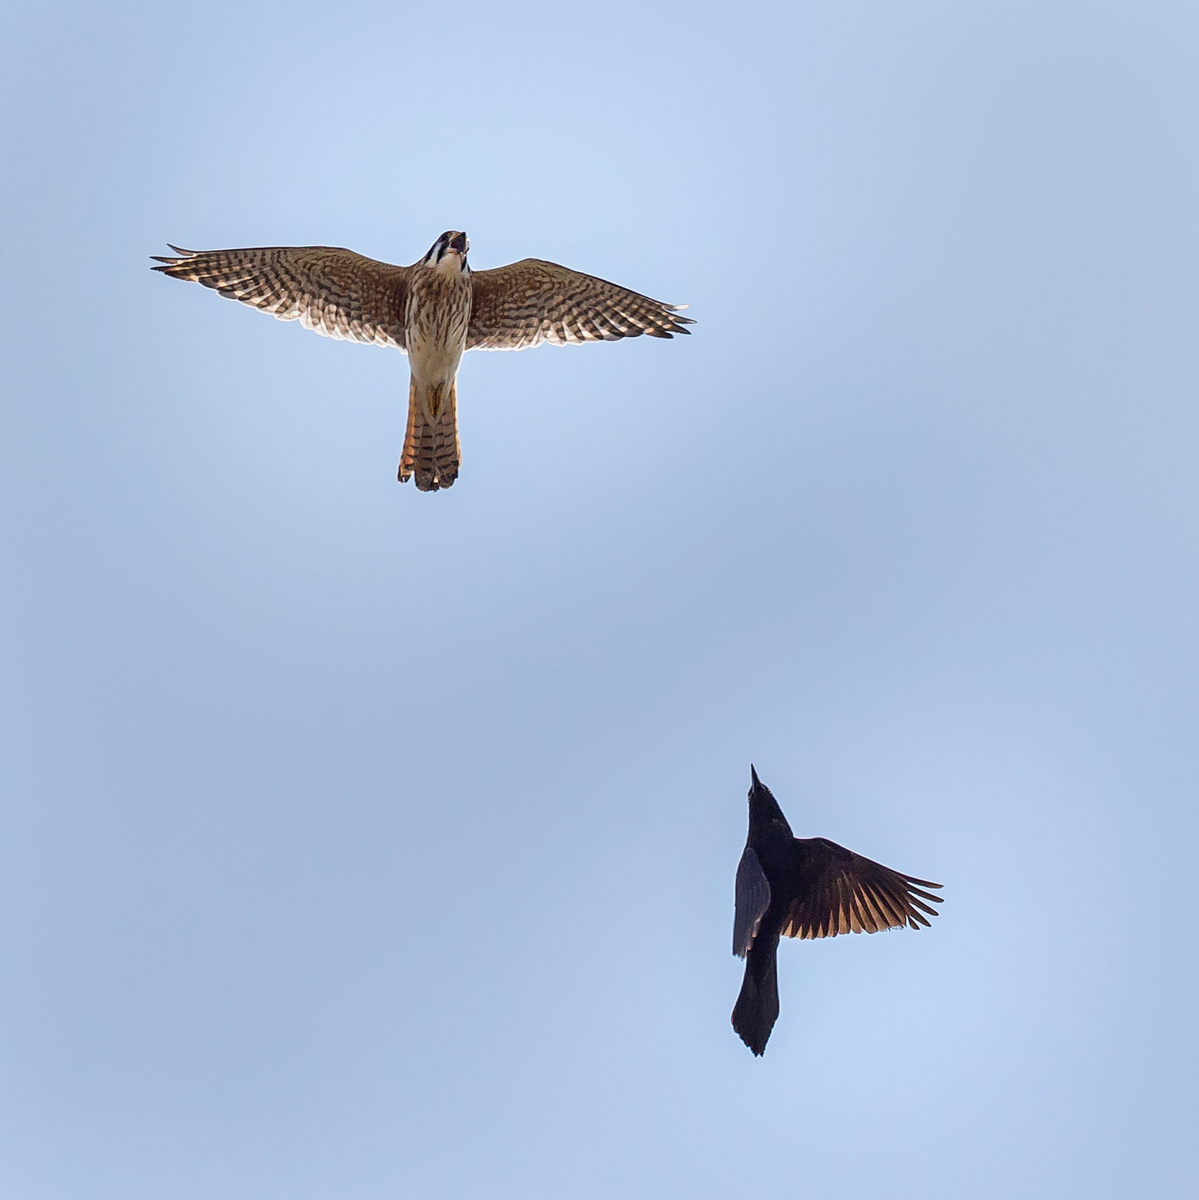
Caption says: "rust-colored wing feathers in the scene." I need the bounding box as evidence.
[783,838,943,940]
[151,246,410,349]
[467,259,693,351]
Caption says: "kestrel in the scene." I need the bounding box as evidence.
[152,232,693,490]
[732,767,942,1055]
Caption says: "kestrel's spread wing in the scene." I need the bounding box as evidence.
[782,837,943,940]
[466,259,693,351]
[151,246,410,349]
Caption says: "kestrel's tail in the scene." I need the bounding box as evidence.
[399,378,460,491]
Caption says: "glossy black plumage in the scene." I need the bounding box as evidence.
[731,767,943,1056]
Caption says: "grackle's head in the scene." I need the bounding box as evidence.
[748,765,794,837]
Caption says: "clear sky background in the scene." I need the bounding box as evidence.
[3,2,1198,1197]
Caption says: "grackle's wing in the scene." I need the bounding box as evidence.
[783,837,942,939]
[152,246,410,349]
[733,846,772,957]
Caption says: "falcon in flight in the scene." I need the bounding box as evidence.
[152,231,693,490]
[732,767,942,1055]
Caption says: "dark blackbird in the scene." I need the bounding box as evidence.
[732,766,943,1055]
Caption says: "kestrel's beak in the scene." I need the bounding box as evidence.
[450,232,468,254]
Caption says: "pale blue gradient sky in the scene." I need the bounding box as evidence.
[3,3,1198,1198]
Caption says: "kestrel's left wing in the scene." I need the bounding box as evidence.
[466,259,693,351]
[782,837,943,940]
[152,245,410,349]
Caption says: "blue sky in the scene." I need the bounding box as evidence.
[3,2,1198,1197]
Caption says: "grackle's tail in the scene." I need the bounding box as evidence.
[732,939,780,1056]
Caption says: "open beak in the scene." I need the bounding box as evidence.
[449,232,468,254]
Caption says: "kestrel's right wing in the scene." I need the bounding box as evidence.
[466,259,694,351]
[733,845,772,958]
[152,246,410,349]
[782,837,943,940]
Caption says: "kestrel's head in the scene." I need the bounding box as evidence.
[422,230,470,272]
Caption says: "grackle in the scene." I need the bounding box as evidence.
[732,766,942,1055]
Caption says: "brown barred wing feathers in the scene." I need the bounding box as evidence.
[466,259,693,351]
[152,246,410,349]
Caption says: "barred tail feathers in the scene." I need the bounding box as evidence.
[399,377,460,491]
